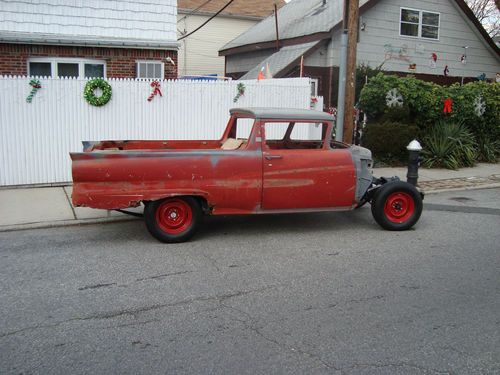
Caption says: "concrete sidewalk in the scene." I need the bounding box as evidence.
[1,163,499,232]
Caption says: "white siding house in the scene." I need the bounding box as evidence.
[316,0,500,78]
[177,0,285,78]
[177,14,256,77]
[220,0,500,106]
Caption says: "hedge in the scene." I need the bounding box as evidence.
[359,74,500,162]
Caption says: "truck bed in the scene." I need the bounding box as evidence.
[86,139,223,151]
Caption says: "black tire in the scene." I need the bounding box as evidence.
[371,181,423,231]
[144,196,202,243]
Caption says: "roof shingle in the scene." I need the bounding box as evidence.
[178,0,285,19]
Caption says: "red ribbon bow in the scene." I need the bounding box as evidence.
[147,80,163,102]
[443,97,452,114]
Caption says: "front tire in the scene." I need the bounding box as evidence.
[371,182,423,231]
[144,197,202,243]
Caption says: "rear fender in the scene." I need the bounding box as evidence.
[143,194,211,214]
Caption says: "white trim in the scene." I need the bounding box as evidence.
[27,57,106,78]
[136,60,165,79]
[399,7,440,41]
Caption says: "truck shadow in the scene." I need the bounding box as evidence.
[197,207,374,240]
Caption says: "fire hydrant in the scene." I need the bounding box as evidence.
[407,140,422,186]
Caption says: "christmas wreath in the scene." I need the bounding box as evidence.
[84,78,112,106]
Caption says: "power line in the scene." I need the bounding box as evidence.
[179,0,236,41]
[178,0,215,23]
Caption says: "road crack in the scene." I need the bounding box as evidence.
[0,286,275,338]
[135,270,192,282]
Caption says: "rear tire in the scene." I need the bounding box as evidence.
[144,197,202,243]
[371,182,422,231]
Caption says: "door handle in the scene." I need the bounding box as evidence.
[265,155,283,160]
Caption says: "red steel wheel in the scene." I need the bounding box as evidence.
[145,197,202,243]
[371,181,423,231]
[383,192,415,224]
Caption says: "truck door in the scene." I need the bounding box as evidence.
[261,121,356,210]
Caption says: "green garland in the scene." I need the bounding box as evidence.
[233,83,246,103]
[26,79,41,103]
[84,78,112,106]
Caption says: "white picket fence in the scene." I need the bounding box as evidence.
[0,76,321,186]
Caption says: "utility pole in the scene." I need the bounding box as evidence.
[334,0,349,142]
[343,0,359,144]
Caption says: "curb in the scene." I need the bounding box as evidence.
[421,182,500,195]
[1,183,499,233]
[0,216,139,233]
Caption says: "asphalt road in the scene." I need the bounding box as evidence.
[1,188,499,375]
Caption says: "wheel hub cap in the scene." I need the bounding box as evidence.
[384,192,415,223]
[156,199,193,235]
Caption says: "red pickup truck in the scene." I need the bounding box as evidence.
[71,108,423,242]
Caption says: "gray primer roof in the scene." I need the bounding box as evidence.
[230,107,334,121]
[240,41,320,79]
[222,0,370,52]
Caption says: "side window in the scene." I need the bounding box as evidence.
[265,122,327,150]
[235,118,254,140]
[265,122,290,141]
[290,122,325,142]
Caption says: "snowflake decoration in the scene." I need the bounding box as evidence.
[474,96,486,117]
[386,88,403,108]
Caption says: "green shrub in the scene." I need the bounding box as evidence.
[476,134,500,163]
[359,74,499,167]
[355,63,384,103]
[362,121,419,163]
[380,105,411,123]
[421,121,477,170]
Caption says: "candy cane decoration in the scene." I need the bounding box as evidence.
[26,79,41,103]
[147,80,162,102]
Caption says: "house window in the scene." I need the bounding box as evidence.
[400,8,440,40]
[29,62,52,77]
[28,58,106,78]
[136,61,164,79]
[310,78,319,97]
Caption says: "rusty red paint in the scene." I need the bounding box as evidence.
[71,111,357,214]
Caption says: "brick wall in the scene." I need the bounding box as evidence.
[0,43,178,79]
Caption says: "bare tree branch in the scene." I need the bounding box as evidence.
[465,0,500,37]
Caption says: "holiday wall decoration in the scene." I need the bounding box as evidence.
[84,78,112,107]
[429,53,437,68]
[386,88,403,108]
[444,65,450,76]
[26,79,41,103]
[233,83,246,103]
[147,80,163,102]
[474,96,486,117]
[443,97,453,114]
